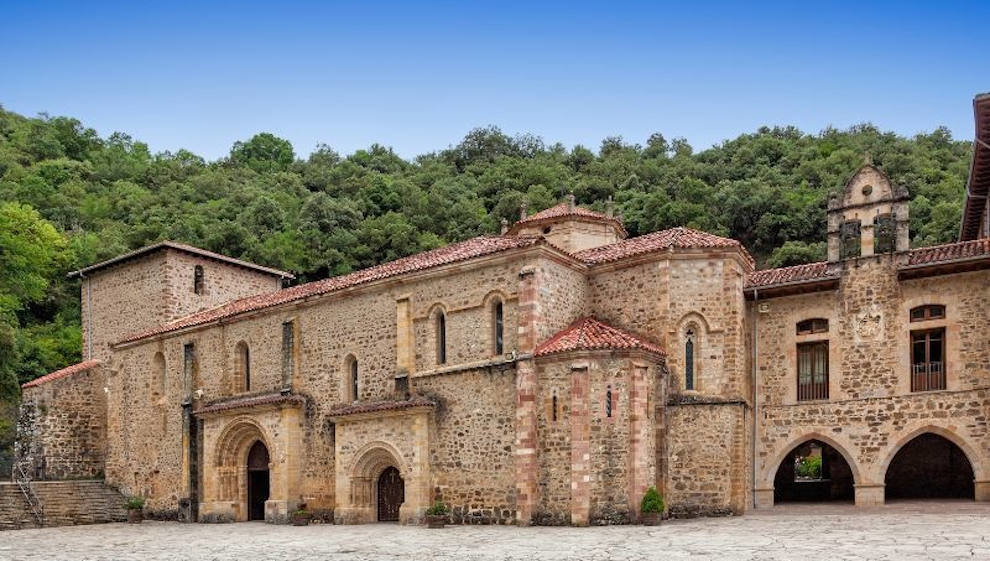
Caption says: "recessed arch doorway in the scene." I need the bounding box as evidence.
[246,440,270,521]
[377,466,405,522]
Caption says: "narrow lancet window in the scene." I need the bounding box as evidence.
[350,358,359,401]
[193,265,204,295]
[605,385,613,418]
[685,330,695,391]
[436,312,447,365]
[494,300,504,355]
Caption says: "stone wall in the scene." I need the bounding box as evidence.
[17,367,106,481]
[163,249,283,323]
[754,259,990,505]
[664,400,747,517]
[0,480,125,530]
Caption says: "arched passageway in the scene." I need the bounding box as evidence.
[246,440,270,521]
[774,440,854,503]
[885,433,974,500]
[377,466,404,522]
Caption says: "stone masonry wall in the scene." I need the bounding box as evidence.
[755,259,990,503]
[17,367,106,480]
[163,249,283,322]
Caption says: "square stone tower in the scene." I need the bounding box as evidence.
[827,163,910,263]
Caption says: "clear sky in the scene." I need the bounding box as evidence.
[2,0,988,160]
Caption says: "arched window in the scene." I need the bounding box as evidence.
[493,300,504,356]
[796,318,829,335]
[910,304,945,322]
[236,341,250,392]
[874,213,896,254]
[605,385,613,418]
[193,265,205,295]
[685,329,695,391]
[350,357,359,401]
[152,352,166,399]
[840,220,861,259]
[436,312,447,365]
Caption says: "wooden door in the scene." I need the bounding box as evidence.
[377,467,404,522]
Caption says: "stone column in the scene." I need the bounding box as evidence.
[854,483,885,506]
[974,480,990,502]
[626,362,650,521]
[514,266,541,525]
[395,295,414,376]
[267,407,303,523]
[570,363,591,526]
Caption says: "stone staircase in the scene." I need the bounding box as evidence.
[0,480,126,530]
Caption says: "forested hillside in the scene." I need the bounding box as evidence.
[0,105,972,473]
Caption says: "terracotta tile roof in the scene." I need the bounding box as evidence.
[68,240,294,279]
[509,203,627,236]
[195,392,305,415]
[575,227,755,268]
[21,359,101,389]
[746,261,832,289]
[535,317,666,358]
[327,397,436,418]
[960,93,990,241]
[118,236,542,344]
[906,238,990,266]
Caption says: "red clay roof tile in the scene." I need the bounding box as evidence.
[509,203,627,236]
[575,227,755,268]
[21,359,101,389]
[907,238,990,266]
[68,240,294,279]
[118,235,542,344]
[746,261,832,289]
[535,317,666,358]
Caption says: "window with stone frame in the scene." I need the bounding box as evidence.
[684,328,696,390]
[436,311,447,365]
[193,265,204,295]
[911,327,945,392]
[839,220,861,259]
[874,213,896,254]
[348,356,359,401]
[605,385,613,418]
[909,304,945,322]
[492,299,504,356]
[551,392,558,422]
[235,341,251,392]
[797,341,828,401]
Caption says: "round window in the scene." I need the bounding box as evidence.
[861,184,873,196]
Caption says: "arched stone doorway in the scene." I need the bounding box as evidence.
[885,433,975,500]
[773,440,855,503]
[247,441,270,520]
[377,466,404,522]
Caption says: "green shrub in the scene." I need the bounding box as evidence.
[124,496,145,510]
[425,500,449,516]
[640,486,664,513]
[796,455,823,479]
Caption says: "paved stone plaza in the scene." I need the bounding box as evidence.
[2,502,989,561]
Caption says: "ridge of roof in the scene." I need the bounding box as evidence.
[68,241,295,279]
[575,227,756,269]
[22,359,101,389]
[508,202,628,236]
[535,317,666,357]
[117,235,542,345]
[960,94,990,241]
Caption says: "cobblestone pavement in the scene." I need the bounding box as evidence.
[2,502,988,561]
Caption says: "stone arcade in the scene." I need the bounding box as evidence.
[11,96,990,526]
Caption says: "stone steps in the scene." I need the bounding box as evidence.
[0,480,126,530]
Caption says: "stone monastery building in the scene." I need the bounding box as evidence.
[14,96,990,526]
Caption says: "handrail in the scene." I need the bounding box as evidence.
[13,462,44,526]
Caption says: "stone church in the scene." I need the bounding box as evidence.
[13,97,990,526]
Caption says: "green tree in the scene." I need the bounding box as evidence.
[230,133,295,173]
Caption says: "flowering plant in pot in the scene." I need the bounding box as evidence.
[640,487,664,526]
[291,503,313,526]
[424,500,449,529]
[124,496,145,524]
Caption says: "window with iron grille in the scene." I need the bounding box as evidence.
[911,328,945,392]
[797,341,828,401]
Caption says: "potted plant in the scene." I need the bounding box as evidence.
[424,500,449,529]
[124,496,145,524]
[291,503,313,526]
[640,486,664,526]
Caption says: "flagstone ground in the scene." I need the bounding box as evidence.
[1,502,987,561]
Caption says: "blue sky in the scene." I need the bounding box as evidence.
[2,1,988,160]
